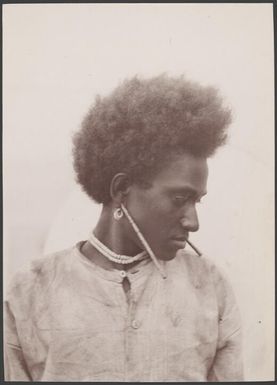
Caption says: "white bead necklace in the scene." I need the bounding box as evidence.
[88,232,148,265]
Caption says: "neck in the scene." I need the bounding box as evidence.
[94,205,143,256]
[81,204,143,270]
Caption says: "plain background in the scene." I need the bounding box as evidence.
[3,3,274,381]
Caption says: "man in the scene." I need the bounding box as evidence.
[4,75,243,381]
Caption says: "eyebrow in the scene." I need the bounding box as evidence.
[168,186,207,198]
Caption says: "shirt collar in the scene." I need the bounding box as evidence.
[74,241,156,283]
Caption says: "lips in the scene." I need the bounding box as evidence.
[166,233,188,250]
[171,233,189,242]
[172,237,187,242]
[169,237,187,250]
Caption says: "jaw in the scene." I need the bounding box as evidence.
[159,253,177,261]
[152,245,179,261]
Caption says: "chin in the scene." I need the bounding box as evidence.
[157,241,186,260]
[157,249,178,261]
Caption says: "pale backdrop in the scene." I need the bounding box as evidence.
[3,3,274,381]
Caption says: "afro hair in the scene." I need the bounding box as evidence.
[73,74,232,204]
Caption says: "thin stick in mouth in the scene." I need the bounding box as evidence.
[185,238,202,257]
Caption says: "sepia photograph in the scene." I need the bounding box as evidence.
[3,3,274,381]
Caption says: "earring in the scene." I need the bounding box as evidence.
[113,207,123,220]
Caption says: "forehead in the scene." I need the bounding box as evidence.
[151,153,208,195]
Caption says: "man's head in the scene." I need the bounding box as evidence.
[73,74,231,204]
[73,74,231,259]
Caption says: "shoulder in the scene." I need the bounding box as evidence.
[5,245,77,309]
[172,249,234,294]
[170,249,219,280]
[173,250,239,316]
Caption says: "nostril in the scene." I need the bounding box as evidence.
[180,218,199,232]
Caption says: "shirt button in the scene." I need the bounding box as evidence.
[120,270,127,278]
[131,319,140,329]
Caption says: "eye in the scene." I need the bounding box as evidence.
[173,195,189,206]
[173,195,202,206]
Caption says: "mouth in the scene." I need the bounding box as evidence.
[169,236,188,249]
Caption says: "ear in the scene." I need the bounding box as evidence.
[110,173,132,204]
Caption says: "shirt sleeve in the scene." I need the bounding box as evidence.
[207,262,244,381]
[4,300,32,381]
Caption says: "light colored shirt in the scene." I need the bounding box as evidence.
[4,242,243,381]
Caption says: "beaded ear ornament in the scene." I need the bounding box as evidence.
[120,203,167,278]
[113,207,123,220]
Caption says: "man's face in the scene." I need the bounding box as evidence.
[125,152,208,260]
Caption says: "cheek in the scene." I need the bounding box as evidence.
[128,190,158,217]
[134,197,175,237]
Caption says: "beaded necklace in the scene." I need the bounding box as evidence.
[88,232,148,265]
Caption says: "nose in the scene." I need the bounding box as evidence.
[180,205,199,232]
